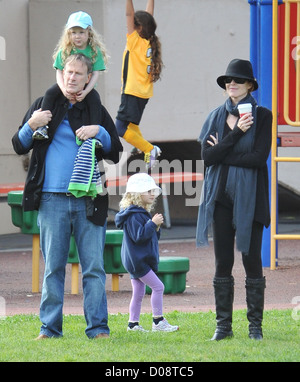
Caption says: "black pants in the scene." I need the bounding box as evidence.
[212,202,263,279]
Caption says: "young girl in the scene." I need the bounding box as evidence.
[115,0,163,171]
[33,11,108,139]
[115,173,179,332]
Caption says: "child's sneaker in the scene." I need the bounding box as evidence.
[33,126,49,140]
[144,145,161,171]
[152,318,179,332]
[127,325,149,332]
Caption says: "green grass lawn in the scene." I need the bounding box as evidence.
[0,310,299,362]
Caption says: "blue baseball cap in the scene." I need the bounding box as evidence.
[66,11,93,29]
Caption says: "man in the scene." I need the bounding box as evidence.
[12,54,123,339]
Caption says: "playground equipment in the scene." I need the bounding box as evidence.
[4,1,300,275]
[7,191,190,294]
[271,0,300,270]
[249,0,300,269]
[7,191,126,293]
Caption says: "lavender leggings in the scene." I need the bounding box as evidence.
[129,270,164,322]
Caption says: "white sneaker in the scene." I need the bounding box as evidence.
[145,145,161,171]
[152,318,179,332]
[127,325,149,332]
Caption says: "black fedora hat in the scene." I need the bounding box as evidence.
[217,59,258,90]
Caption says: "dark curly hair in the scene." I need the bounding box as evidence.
[134,11,163,82]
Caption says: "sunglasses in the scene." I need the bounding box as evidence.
[224,77,247,84]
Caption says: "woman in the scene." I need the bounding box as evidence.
[196,59,272,340]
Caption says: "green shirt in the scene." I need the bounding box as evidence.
[53,45,106,71]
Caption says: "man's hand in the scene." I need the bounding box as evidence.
[28,109,52,131]
[76,125,100,141]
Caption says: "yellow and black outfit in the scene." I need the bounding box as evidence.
[116,30,154,154]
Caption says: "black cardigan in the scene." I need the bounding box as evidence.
[201,106,273,227]
[12,90,123,226]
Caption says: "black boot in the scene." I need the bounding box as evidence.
[211,276,234,341]
[245,277,266,340]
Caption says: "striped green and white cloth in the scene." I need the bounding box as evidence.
[68,138,102,198]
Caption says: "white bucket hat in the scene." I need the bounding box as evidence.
[126,173,161,196]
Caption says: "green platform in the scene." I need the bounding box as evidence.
[68,230,126,274]
[103,230,126,274]
[8,191,39,234]
[7,191,126,274]
[8,191,189,294]
[146,256,190,295]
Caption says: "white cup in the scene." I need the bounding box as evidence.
[237,103,252,117]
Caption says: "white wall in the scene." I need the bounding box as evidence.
[0,0,250,234]
[27,0,250,140]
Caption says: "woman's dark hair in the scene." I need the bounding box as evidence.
[134,11,163,82]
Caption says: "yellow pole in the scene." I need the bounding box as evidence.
[274,156,300,162]
[111,274,119,292]
[271,0,279,270]
[283,1,291,125]
[71,263,79,295]
[32,234,40,292]
[274,234,300,239]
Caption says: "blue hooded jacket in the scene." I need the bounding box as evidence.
[115,205,160,279]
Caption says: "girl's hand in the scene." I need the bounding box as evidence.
[152,213,164,227]
[63,88,77,103]
[76,89,88,102]
[207,133,218,146]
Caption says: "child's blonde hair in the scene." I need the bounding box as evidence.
[119,192,156,213]
[53,25,109,68]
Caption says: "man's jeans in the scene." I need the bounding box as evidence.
[37,192,109,338]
